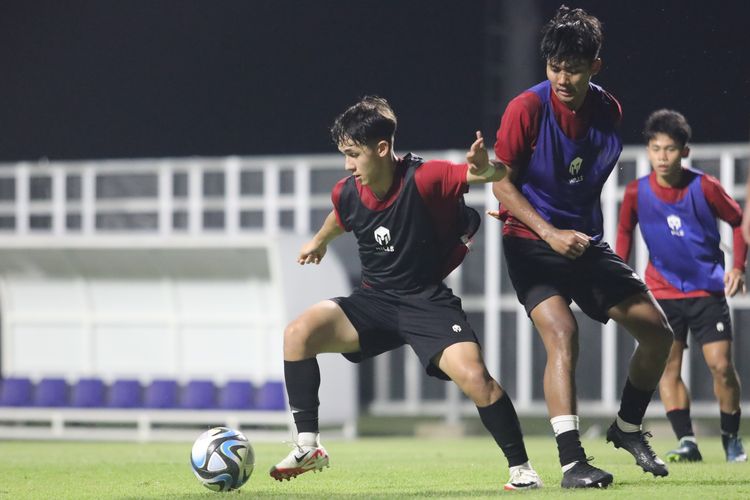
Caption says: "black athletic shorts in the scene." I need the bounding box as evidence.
[332,283,479,380]
[503,236,649,324]
[657,295,733,348]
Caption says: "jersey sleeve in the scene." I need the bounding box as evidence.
[330,177,350,232]
[615,180,639,262]
[414,160,469,203]
[701,174,747,271]
[494,91,542,168]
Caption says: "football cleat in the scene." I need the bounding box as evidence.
[665,438,703,462]
[269,443,329,481]
[723,434,748,463]
[560,459,613,489]
[503,462,543,490]
[606,422,668,477]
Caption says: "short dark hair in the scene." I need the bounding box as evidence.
[643,109,692,147]
[540,5,603,64]
[330,96,397,147]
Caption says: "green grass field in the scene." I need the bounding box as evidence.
[1,436,749,499]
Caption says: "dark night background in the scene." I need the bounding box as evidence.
[1,0,749,162]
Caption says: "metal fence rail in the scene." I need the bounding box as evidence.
[1,143,748,418]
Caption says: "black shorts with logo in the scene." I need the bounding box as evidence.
[657,295,733,348]
[503,236,649,324]
[332,283,479,380]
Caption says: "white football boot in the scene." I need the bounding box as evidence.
[269,433,329,481]
[503,462,543,491]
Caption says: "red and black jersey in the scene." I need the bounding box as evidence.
[331,154,472,292]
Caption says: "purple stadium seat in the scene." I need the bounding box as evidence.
[35,378,69,407]
[182,380,216,409]
[145,379,179,408]
[0,377,33,406]
[72,378,106,407]
[108,379,143,408]
[256,381,286,410]
[219,381,256,410]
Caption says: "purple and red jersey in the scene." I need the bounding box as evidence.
[616,169,747,299]
[331,154,470,292]
[494,80,622,241]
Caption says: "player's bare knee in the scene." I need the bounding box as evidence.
[454,365,494,399]
[708,359,733,381]
[283,319,314,357]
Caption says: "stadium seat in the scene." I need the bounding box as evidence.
[0,377,33,406]
[181,380,216,409]
[219,380,256,409]
[72,378,106,407]
[144,379,179,408]
[108,379,143,408]
[256,381,286,410]
[35,378,69,407]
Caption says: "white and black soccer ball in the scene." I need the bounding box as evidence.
[190,426,255,491]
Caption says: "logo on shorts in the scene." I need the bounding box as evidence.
[568,157,584,184]
[667,215,684,237]
[717,322,725,332]
[374,226,395,252]
[452,324,462,333]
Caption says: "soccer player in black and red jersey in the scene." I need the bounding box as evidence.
[487,5,673,488]
[269,96,543,490]
[617,109,748,463]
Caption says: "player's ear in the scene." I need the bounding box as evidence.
[590,58,602,76]
[681,145,690,158]
[376,140,390,158]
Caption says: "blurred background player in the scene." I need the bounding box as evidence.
[488,5,673,488]
[270,96,542,490]
[617,109,748,463]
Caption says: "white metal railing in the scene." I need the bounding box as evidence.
[1,143,748,419]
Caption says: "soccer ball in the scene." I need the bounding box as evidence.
[190,427,255,491]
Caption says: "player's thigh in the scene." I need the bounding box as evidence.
[608,291,672,346]
[286,300,360,354]
[701,340,734,373]
[530,295,579,350]
[662,340,688,378]
[434,341,489,383]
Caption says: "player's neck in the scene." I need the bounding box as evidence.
[655,167,684,188]
[369,156,398,200]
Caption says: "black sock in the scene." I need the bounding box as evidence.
[284,358,321,434]
[721,409,741,435]
[476,393,529,467]
[666,408,694,439]
[618,378,655,427]
[555,430,587,467]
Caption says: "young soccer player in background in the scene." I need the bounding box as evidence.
[617,109,748,463]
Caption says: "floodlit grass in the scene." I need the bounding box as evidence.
[1,436,749,499]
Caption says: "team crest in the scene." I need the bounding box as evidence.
[568,157,584,184]
[667,215,684,237]
[374,226,395,252]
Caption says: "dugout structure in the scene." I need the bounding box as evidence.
[0,233,357,441]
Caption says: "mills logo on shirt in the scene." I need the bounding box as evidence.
[667,214,684,237]
[568,157,584,184]
[374,226,395,252]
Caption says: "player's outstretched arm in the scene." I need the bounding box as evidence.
[466,131,506,184]
[488,164,590,259]
[743,179,750,245]
[298,210,345,265]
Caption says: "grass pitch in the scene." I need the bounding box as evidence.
[1,436,749,499]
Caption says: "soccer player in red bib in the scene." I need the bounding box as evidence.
[488,5,673,488]
[617,109,748,463]
[270,96,542,490]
